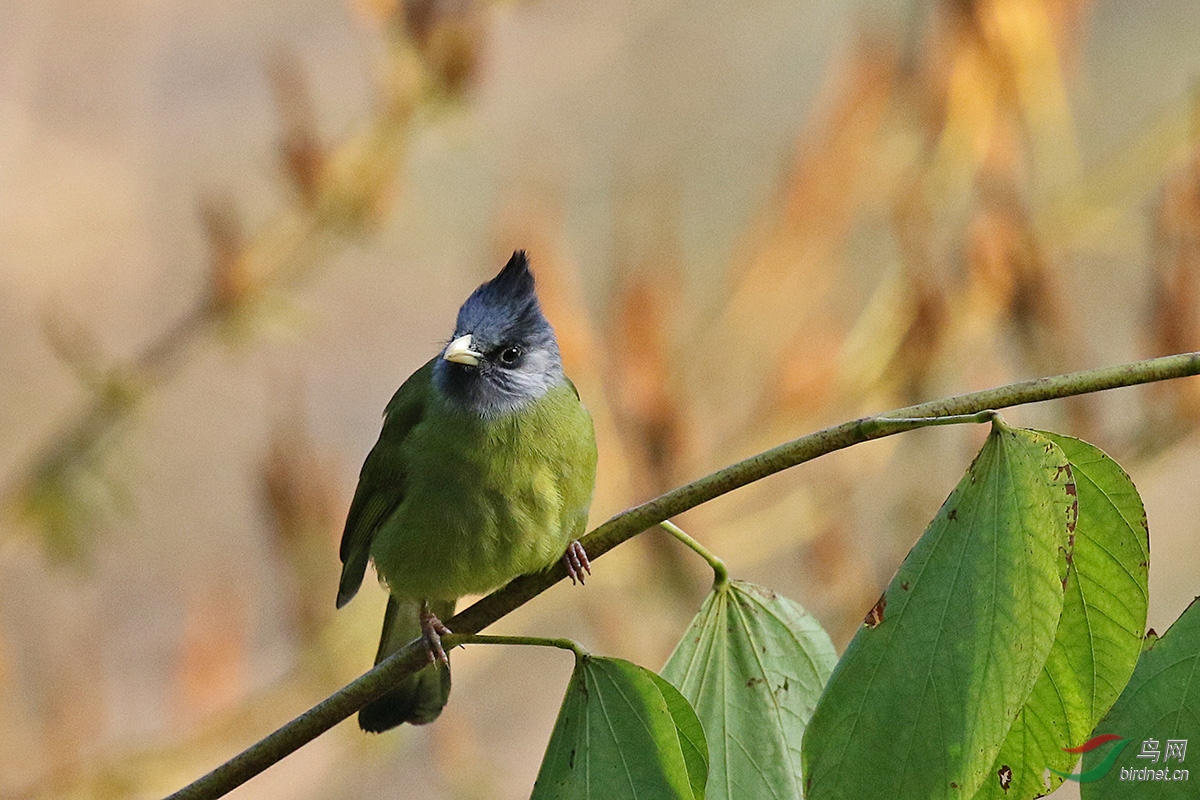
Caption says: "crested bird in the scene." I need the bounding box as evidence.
[337,251,598,730]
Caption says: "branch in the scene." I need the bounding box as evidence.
[164,351,1200,800]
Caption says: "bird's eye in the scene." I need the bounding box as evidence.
[499,346,521,365]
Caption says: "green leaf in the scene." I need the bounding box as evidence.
[802,423,1075,800]
[971,433,1149,799]
[1080,597,1200,799]
[532,654,709,799]
[661,580,837,799]
[650,670,711,799]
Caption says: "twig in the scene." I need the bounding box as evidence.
[658,520,729,589]
[452,633,590,660]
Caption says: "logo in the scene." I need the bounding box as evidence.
[1051,734,1189,783]
[1051,734,1131,782]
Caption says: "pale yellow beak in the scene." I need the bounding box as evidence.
[443,334,483,366]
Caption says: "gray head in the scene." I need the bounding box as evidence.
[432,251,565,416]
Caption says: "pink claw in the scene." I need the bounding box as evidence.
[420,601,453,667]
[562,540,591,586]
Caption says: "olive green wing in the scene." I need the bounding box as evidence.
[336,359,435,608]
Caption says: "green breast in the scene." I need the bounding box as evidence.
[370,379,597,601]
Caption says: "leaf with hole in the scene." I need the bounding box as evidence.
[802,422,1076,800]
[662,579,837,799]
[971,433,1148,799]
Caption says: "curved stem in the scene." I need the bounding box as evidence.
[859,408,1001,436]
[450,633,589,660]
[163,350,1200,800]
[659,520,729,589]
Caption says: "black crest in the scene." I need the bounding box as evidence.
[479,250,535,306]
[454,250,542,340]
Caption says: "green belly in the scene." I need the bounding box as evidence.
[370,381,595,601]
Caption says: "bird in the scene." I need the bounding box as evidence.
[336,250,598,731]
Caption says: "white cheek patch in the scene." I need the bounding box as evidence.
[481,349,563,415]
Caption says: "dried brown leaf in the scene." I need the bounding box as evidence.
[267,50,326,205]
[174,583,249,721]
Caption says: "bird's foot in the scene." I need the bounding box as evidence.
[420,602,453,667]
[562,540,591,585]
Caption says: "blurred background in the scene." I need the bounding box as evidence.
[3,0,1200,797]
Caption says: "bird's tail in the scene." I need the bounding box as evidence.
[358,597,455,731]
